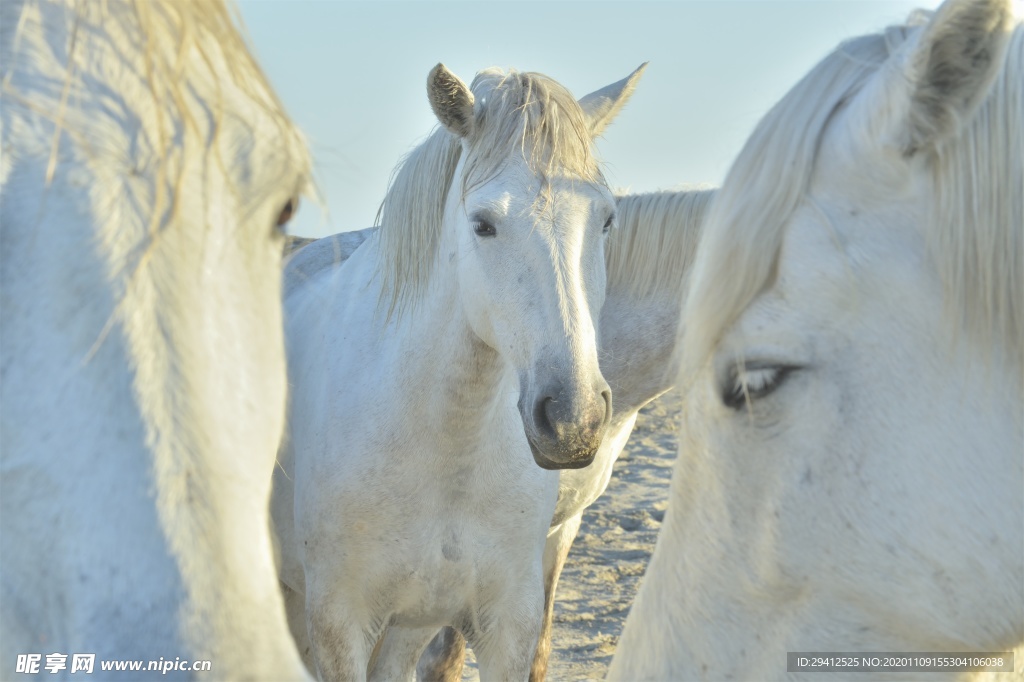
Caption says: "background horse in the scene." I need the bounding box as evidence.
[1,1,311,677]
[273,64,642,681]
[611,0,1022,679]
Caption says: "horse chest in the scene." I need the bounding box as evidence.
[353,520,525,629]
[340,461,551,546]
[325,446,554,624]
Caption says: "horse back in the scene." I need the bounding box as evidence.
[283,227,377,300]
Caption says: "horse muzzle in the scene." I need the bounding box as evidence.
[519,378,612,470]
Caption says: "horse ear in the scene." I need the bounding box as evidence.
[578,63,648,138]
[885,0,1013,155]
[428,63,475,138]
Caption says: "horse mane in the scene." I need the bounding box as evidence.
[130,0,309,230]
[2,0,308,233]
[930,22,1022,373]
[375,68,604,318]
[607,188,715,299]
[681,13,1023,377]
[127,0,293,130]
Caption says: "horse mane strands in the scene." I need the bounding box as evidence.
[607,188,715,300]
[127,0,307,233]
[928,22,1023,376]
[679,27,915,380]
[462,69,602,200]
[375,128,463,320]
[4,0,307,236]
[3,0,310,363]
[376,68,605,320]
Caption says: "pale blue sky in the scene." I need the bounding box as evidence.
[238,1,940,238]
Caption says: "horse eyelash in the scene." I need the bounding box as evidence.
[722,365,797,410]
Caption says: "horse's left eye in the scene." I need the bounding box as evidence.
[603,214,615,234]
[722,364,798,410]
[473,220,497,237]
[276,198,298,230]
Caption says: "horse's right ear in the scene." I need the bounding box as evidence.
[874,0,1013,155]
[428,64,475,138]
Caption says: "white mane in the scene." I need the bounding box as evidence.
[681,15,1023,379]
[930,23,1022,373]
[607,188,715,299]
[376,68,604,317]
[1,0,308,234]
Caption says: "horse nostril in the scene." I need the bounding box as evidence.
[600,388,612,427]
[534,395,556,438]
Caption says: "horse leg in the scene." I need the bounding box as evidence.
[467,588,545,681]
[416,627,466,682]
[530,513,583,682]
[306,592,376,682]
[367,626,438,682]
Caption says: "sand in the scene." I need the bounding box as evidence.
[461,390,682,681]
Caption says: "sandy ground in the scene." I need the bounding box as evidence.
[462,390,682,681]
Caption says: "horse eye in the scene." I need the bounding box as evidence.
[276,198,298,230]
[603,214,615,234]
[722,365,798,410]
[473,220,497,237]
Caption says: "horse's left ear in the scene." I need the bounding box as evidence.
[884,0,1013,155]
[578,63,648,137]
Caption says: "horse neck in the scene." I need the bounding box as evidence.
[599,287,681,414]
[395,233,509,451]
[600,190,711,413]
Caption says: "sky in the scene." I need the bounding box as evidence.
[238,1,943,238]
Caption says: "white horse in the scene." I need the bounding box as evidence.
[611,0,1023,679]
[1,1,312,677]
[273,64,644,681]
[281,188,714,681]
[410,188,715,681]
